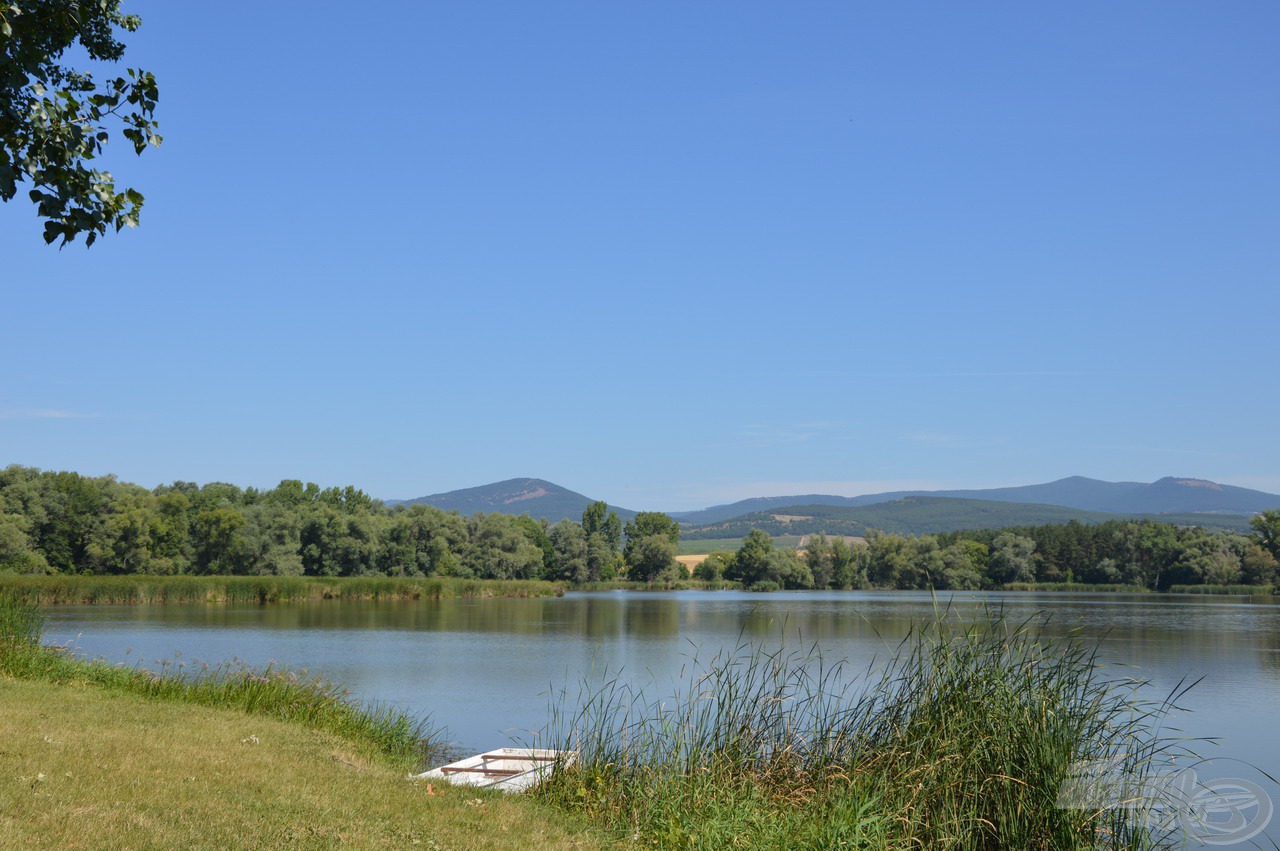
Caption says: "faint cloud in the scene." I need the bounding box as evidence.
[733,420,851,449]
[1090,444,1216,457]
[765,370,1091,380]
[683,479,950,506]
[908,431,959,444]
[0,408,99,420]
[1215,475,1280,494]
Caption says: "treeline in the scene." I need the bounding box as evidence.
[0,466,684,582]
[695,516,1280,592]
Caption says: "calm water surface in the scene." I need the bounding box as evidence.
[44,590,1280,836]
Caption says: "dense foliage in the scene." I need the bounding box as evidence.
[1,1,161,245]
[0,466,642,581]
[698,516,1280,592]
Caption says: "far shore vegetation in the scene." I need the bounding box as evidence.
[1,465,1277,598]
[0,574,564,606]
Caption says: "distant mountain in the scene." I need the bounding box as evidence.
[669,476,1280,524]
[394,478,638,523]
[669,494,871,525]
[1093,477,1280,515]
[679,496,1256,541]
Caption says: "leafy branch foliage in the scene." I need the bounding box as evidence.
[1,1,161,245]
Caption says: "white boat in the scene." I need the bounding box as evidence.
[412,747,572,793]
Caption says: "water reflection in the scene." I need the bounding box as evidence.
[43,590,1280,806]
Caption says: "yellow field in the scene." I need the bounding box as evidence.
[675,554,708,574]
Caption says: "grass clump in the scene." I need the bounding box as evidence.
[539,608,1182,849]
[0,592,436,768]
[0,574,564,605]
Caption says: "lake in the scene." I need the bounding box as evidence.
[44,590,1280,841]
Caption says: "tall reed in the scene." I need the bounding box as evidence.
[0,574,564,605]
[538,608,1187,849]
[1167,584,1276,596]
[999,582,1149,593]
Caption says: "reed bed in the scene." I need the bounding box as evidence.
[0,574,564,605]
[572,580,742,592]
[1166,584,1276,596]
[0,593,441,768]
[999,582,1150,593]
[538,609,1187,849]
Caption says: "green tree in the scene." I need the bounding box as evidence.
[623,511,680,562]
[190,507,246,575]
[829,538,868,589]
[0,510,49,573]
[804,535,835,589]
[585,532,617,581]
[692,550,733,582]
[626,534,679,583]
[1,1,161,245]
[865,533,912,588]
[464,513,544,580]
[1240,543,1278,587]
[582,501,622,555]
[940,540,987,590]
[1252,510,1280,562]
[726,530,808,588]
[988,533,1038,586]
[549,520,589,584]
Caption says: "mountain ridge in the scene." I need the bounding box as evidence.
[388,475,1280,528]
[391,477,639,523]
[669,476,1280,524]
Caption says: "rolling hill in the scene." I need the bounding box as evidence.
[678,496,1256,540]
[669,476,1280,524]
[392,478,638,523]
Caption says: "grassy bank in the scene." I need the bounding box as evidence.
[0,680,604,850]
[538,610,1184,849]
[1,592,434,764]
[0,574,565,605]
[0,593,606,849]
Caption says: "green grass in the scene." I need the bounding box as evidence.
[0,592,611,849]
[537,607,1185,849]
[0,682,607,851]
[1,592,436,767]
[0,574,564,605]
[676,536,802,554]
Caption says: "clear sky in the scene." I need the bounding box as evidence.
[3,1,1278,511]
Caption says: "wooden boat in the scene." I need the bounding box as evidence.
[412,747,572,793]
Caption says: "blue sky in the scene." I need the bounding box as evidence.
[3,1,1278,511]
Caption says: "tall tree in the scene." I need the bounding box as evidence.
[623,511,680,563]
[1,1,161,245]
[1252,510,1280,562]
[582,501,622,554]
